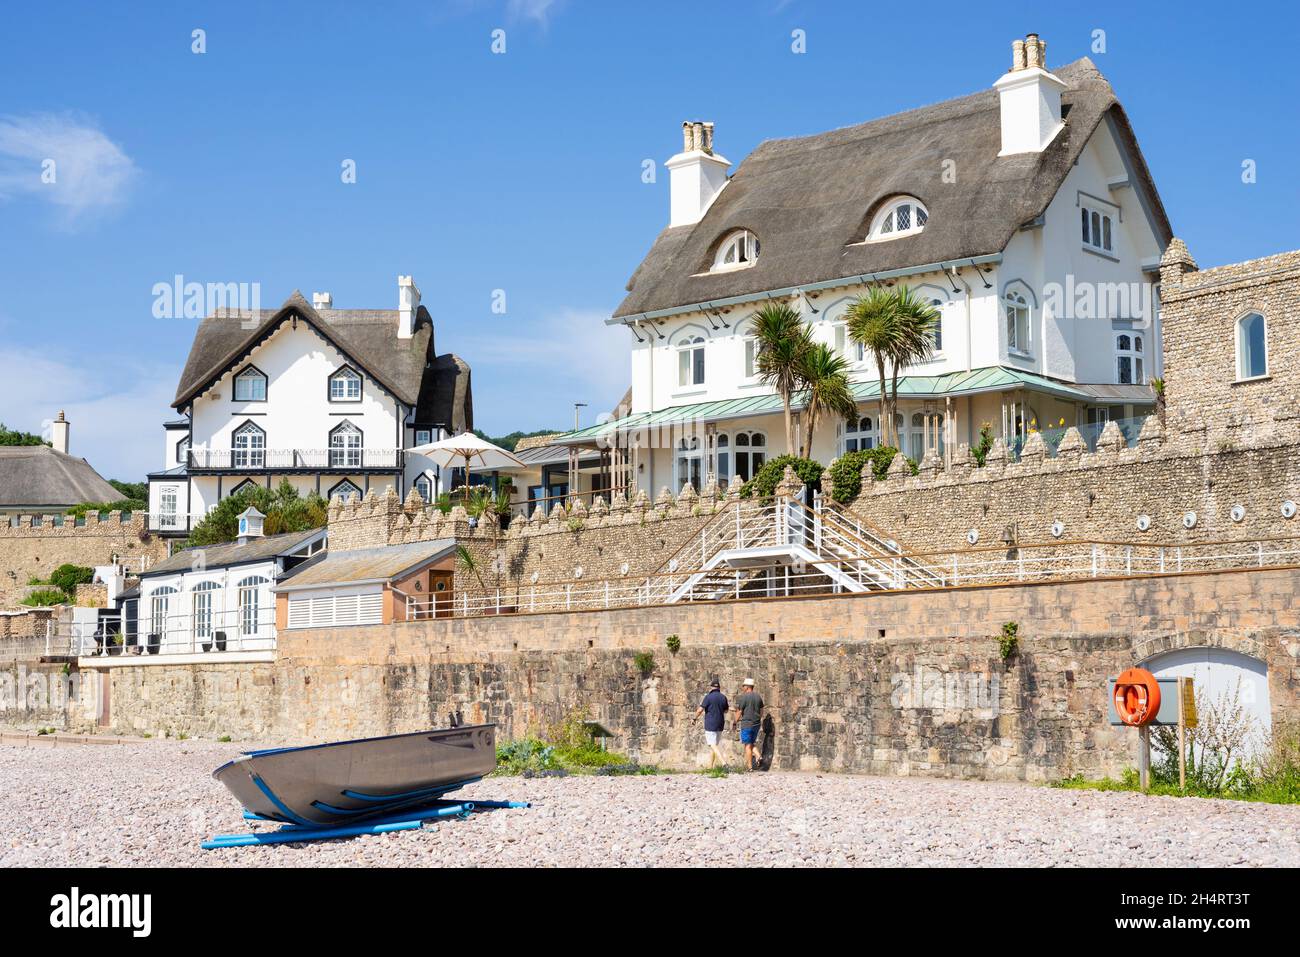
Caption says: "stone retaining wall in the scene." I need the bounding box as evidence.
[85,566,1300,780]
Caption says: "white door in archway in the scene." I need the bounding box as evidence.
[1144,647,1271,757]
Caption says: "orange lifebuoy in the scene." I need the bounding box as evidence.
[1114,667,1161,726]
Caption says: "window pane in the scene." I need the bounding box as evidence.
[1241,314,1267,378]
[1103,216,1112,251]
[1091,212,1101,247]
[1117,335,1130,350]
[1081,208,1090,244]
[750,433,765,447]
[1117,356,1132,384]
[693,347,705,384]
[880,212,893,234]
[916,206,927,226]
[896,205,911,230]
[678,349,690,386]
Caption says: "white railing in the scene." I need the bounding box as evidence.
[187,448,402,470]
[405,535,1300,621]
[68,606,277,658]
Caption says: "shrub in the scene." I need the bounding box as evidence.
[998,622,1019,660]
[971,424,995,467]
[666,634,681,654]
[828,446,913,502]
[21,589,69,607]
[633,651,655,675]
[740,454,823,499]
[67,499,146,519]
[49,563,94,596]
[185,479,327,547]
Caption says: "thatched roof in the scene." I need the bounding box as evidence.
[615,58,1171,319]
[0,446,120,510]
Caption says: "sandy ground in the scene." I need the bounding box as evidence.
[2,740,1297,867]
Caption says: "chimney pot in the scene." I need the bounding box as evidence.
[666,121,730,227]
[1012,38,1026,71]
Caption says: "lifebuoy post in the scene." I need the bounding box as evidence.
[1113,667,1162,789]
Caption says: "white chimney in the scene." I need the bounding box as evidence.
[397,275,420,339]
[665,120,730,228]
[993,33,1067,156]
[312,291,332,310]
[51,410,69,454]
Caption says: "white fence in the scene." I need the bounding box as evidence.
[67,605,277,658]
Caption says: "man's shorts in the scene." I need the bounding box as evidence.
[705,730,723,746]
[740,725,759,745]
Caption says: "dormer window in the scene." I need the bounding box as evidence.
[712,230,759,272]
[233,366,267,402]
[868,198,928,241]
[329,366,362,402]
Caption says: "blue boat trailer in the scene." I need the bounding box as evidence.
[202,777,530,850]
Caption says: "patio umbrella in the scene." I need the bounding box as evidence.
[407,431,524,502]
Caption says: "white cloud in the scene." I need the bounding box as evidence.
[0,347,175,482]
[0,113,136,227]
[506,0,563,26]
[460,306,630,427]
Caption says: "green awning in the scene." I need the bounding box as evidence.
[554,366,1147,445]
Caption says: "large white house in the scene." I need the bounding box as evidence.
[550,34,1172,497]
[147,278,472,539]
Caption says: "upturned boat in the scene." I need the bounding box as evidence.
[212,722,497,828]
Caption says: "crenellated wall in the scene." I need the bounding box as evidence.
[0,512,168,609]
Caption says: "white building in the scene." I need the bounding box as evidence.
[99,512,326,661]
[550,34,1172,497]
[147,279,473,539]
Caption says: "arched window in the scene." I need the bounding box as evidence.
[328,479,363,502]
[842,415,876,453]
[1236,312,1267,380]
[928,297,944,353]
[675,435,703,492]
[148,586,177,640]
[712,230,759,271]
[233,365,267,402]
[833,323,866,362]
[715,433,730,484]
[328,366,362,402]
[228,479,258,498]
[1004,287,1031,355]
[414,474,434,501]
[677,334,706,388]
[868,197,928,241]
[732,430,766,482]
[232,421,265,469]
[237,575,269,638]
[909,411,944,459]
[329,421,363,468]
[1116,333,1145,384]
[192,581,220,642]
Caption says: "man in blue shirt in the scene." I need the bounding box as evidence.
[692,677,730,769]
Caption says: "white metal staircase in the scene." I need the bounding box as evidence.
[641,492,945,604]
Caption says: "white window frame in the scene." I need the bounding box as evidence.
[833,323,865,363]
[729,430,767,483]
[840,415,877,454]
[149,586,177,641]
[233,366,267,402]
[414,429,432,446]
[232,422,266,469]
[867,197,928,241]
[1115,333,1146,385]
[414,474,434,501]
[1235,311,1269,382]
[1081,203,1115,254]
[237,575,269,639]
[712,230,759,272]
[674,435,703,492]
[329,366,362,402]
[329,421,363,469]
[192,581,219,641]
[677,335,706,389]
[1004,287,1032,357]
[328,479,363,502]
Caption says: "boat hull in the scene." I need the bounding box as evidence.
[212,725,496,827]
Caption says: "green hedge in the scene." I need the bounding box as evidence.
[827,446,916,503]
[739,455,824,499]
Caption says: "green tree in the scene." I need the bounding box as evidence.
[797,342,858,459]
[845,287,938,447]
[0,423,48,446]
[185,480,326,547]
[750,302,814,455]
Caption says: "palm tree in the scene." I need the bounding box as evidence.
[797,343,858,459]
[751,302,814,454]
[844,287,901,446]
[845,287,939,448]
[885,287,940,442]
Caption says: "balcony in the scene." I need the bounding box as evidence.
[187,448,404,472]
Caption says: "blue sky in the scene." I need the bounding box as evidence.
[1,1,1296,480]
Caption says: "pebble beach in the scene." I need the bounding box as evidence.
[3,740,1297,867]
